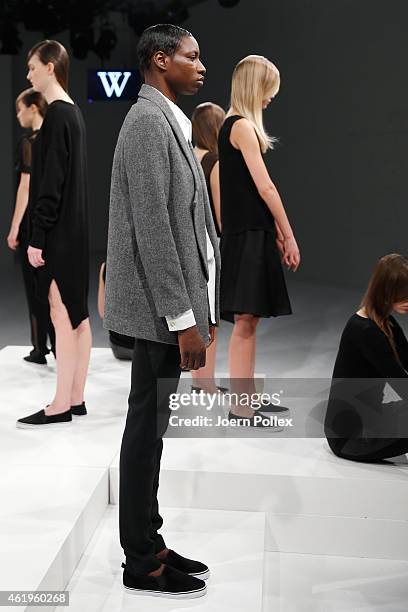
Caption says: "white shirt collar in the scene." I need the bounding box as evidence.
[154,87,192,143]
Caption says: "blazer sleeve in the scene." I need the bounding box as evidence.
[123,114,192,318]
[30,113,68,250]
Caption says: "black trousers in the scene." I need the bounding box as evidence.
[326,399,408,463]
[119,338,181,575]
[19,237,55,355]
[328,437,408,463]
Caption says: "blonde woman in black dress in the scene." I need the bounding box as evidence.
[219,55,300,424]
[17,40,91,428]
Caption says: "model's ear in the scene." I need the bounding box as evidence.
[46,61,56,78]
[152,50,168,72]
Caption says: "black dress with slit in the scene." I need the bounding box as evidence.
[218,115,292,322]
[28,100,89,329]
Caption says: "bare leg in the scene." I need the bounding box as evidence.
[46,280,77,415]
[229,314,259,417]
[191,332,219,393]
[70,318,92,406]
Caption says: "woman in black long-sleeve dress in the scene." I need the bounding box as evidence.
[7,88,55,364]
[325,254,408,462]
[17,40,91,428]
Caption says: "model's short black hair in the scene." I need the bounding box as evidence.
[137,24,193,75]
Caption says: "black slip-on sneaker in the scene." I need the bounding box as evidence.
[163,549,210,580]
[16,408,72,429]
[256,403,289,414]
[71,402,87,416]
[122,563,206,599]
[227,411,282,429]
[23,349,47,365]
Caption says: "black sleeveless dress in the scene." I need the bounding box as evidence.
[28,100,89,329]
[218,115,292,322]
[200,151,221,237]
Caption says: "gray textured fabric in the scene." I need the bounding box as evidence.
[104,84,221,345]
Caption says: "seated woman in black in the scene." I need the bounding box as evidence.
[325,253,408,463]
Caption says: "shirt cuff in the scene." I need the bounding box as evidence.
[166,309,196,332]
[30,226,46,250]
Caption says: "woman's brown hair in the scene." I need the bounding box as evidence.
[28,40,70,92]
[361,253,408,362]
[16,88,48,118]
[192,103,226,155]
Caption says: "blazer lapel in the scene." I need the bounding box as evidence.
[138,84,199,184]
[138,84,209,277]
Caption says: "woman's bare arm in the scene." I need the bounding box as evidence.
[97,262,106,320]
[230,118,300,270]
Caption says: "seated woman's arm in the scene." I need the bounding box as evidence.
[389,316,408,372]
[360,324,408,398]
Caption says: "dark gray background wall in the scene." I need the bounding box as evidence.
[0,56,14,273]
[3,0,408,288]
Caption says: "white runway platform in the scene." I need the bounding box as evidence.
[1,345,408,612]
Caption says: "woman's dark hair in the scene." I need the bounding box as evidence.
[16,88,48,117]
[192,103,226,155]
[137,24,192,76]
[361,253,408,362]
[28,39,70,92]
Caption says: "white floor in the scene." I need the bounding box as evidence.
[1,345,408,611]
[63,506,265,612]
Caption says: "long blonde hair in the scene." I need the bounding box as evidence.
[229,54,280,153]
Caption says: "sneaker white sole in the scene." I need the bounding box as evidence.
[22,360,48,367]
[189,569,210,580]
[124,585,207,599]
[16,421,73,429]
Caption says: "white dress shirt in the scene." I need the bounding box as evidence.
[155,90,216,331]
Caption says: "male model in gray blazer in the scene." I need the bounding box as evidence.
[105,25,220,599]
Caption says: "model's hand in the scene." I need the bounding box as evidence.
[275,235,285,257]
[7,226,19,250]
[178,325,206,371]
[283,237,301,272]
[207,325,216,348]
[27,245,45,268]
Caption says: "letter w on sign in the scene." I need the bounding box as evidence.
[97,71,132,98]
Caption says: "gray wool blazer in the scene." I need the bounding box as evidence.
[104,84,221,345]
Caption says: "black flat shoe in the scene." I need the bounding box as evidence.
[71,402,87,416]
[121,563,206,599]
[16,408,72,429]
[227,411,282,428]
[23,349,47,365]
[256,402,289,414]
[191,385,228,394]
[161,549,210,580]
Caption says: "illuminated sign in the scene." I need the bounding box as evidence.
[88,69,141,101]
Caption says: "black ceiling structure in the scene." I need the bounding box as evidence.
[0,0,240,58]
